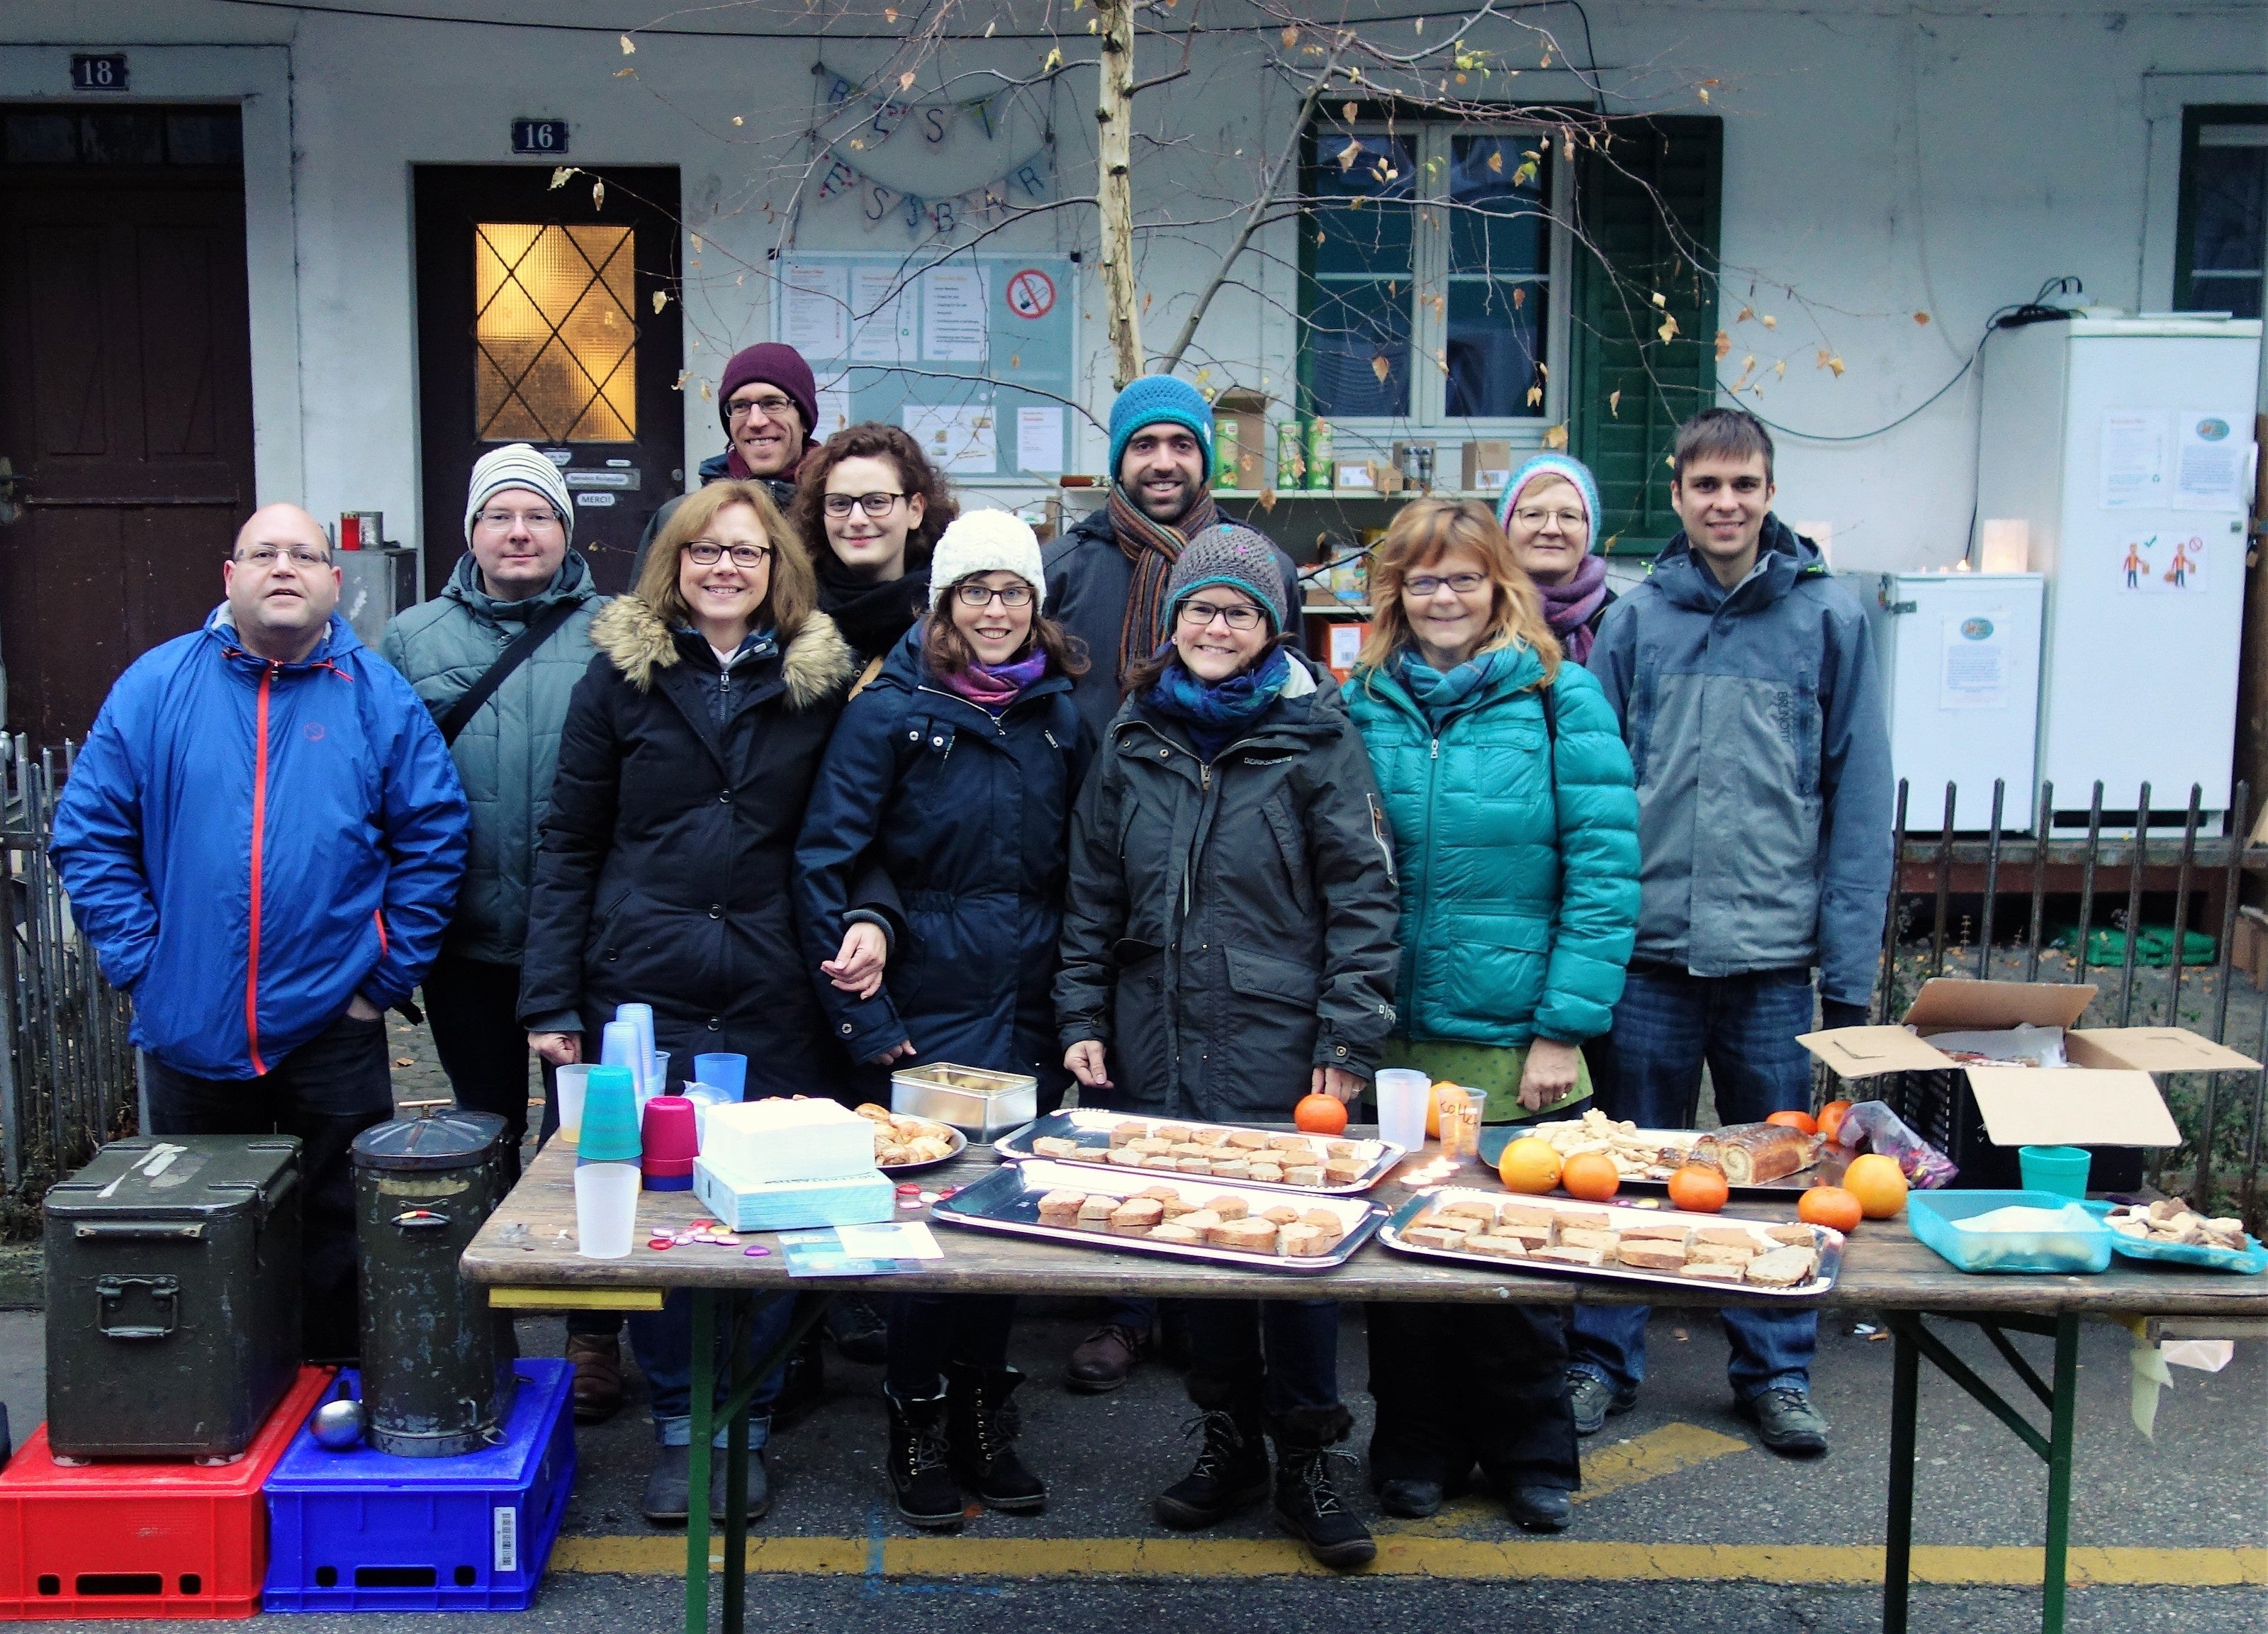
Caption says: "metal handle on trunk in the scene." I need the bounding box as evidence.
[74,1221,204,1240]
[95,1274,179,1339]
[391,1209,452,1230]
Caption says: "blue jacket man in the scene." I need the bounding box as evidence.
[1566,410,1892,1459]
[52,503,468,1359]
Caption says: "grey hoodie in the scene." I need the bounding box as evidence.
[1585,516,1892,1007]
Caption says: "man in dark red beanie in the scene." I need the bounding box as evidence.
[631,342,819,580]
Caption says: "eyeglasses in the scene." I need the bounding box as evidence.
[1177,599,1264,631]
[821,491,906,519]
[1512,508,1588,531]
[1404,572,1488,598]
[235,546,332,569]
[682,541,773,568]
[726,393,799,423]
[954,582,1034,608]
[473,508,564,532]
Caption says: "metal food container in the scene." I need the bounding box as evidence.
[890,1063,1038,1138]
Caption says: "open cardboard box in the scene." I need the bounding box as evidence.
[1799,979,2257,1190]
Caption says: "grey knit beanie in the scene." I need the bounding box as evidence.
[1164,525,1287,633]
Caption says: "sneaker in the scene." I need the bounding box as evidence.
[1566,1369,1635,1436]
[1503,1484,1571,1533]
[1066,1322,1147,1394]
[565,1331,624,1424]
[1737,1386,1830,1457]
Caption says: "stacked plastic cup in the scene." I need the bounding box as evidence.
[640,1096,700,1191]
[553,1063,593,1147]
[617,1004,656,1094]
[600,1020,647,1101]
[575,1065,643,1258]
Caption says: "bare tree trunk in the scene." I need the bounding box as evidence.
[1096,0,1143,387]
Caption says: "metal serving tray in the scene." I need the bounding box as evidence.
[1479,1125,1846,1197]
[1379,1187,1843,1299]
[932,1160,1387,1274]
[993,1109,1405,1195]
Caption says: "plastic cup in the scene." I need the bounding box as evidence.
[617,1002,656,1062]
[693,1053,747,1099]
[640,1096,700,1191]
[1375,1068,1431,1152]
[1436,1082,1482,1159]
[649,1053,670,1103]
[2019,1145,2092,1199]
[683,1082,734,1147]
[554,1064,592,1146]
[578,1064,644,1163]
[600,1021,646,1098]
[574,1160,642,1258]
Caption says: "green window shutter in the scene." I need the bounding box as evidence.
[1569,116,1723,556]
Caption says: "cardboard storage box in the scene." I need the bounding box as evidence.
[1462,440,1512,495]
[1213,391,1269,490]
[1799,979,2257,1191]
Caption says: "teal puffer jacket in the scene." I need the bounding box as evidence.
[1343,647,1638,1046]
[378,552,606,963]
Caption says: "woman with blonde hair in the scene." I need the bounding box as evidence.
[520,478,857,1526]
[1342,498,1638,1532]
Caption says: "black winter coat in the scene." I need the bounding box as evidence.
[518,595,859,1094]
[794,628,1086,1102]
[1054,654,1403,1123]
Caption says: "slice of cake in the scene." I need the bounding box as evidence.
[701,1096,876,1183]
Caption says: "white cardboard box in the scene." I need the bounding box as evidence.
[699,1097,875,1184]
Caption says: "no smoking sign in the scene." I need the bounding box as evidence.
[1005,268,1056,320]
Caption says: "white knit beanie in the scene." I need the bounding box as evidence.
[926,509,1045,612]
[464,443,574,544]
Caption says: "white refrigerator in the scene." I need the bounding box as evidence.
[1976,313,2261,823]
[1859,571,2045,832]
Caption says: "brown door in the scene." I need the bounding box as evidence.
[0,106,255,744]
[414,167,683,596]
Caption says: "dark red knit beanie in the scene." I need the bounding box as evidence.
[718,344,819,439]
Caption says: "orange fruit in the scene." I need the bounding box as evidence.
[1842,1153,1910,1219]
[1294,1092,1349,1136]
[1766,1109,1819,1136]
[1560,1151,1622,1202]
[1497,1136,1563,1194]
[1797,1185,1864,1233]
[1666,1163,1729,1214]
[1817,1099,1854,1145]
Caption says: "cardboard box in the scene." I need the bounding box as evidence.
[2232,905,2268,989]
[1335,460,1376,492]
[1462,440,1513,496]
[1214,390,1270,491]
[1799,979,2257,1190]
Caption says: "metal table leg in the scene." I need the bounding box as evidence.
[685,1291,716,1634]
[2042,1312,2080,1633]
[1883,1316,1920,1634]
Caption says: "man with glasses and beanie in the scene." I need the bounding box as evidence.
[632,342,820,582]
[52,503,468,1362]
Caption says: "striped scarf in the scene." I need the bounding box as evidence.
[1108,482,1218,686]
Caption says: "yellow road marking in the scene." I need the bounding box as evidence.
[490,1286,663,1310]
[548,1534,2267,1587]
[1382,1421,1752,1535]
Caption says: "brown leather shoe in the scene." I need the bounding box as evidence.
[566,1331,624,1423]
[1066,1322,1147,1394]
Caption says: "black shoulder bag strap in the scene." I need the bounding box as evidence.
[435,600,580,746]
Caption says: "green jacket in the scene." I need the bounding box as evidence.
[379,552,606,964]
[1342,647,1638,1047]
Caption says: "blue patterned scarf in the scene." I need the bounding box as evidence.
[1393,644,1519,729]
[1143,644,1293,761]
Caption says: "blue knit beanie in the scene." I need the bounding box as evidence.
[1496,452,1603,544]
[1164,525,1288,634]
[1107,376,1214,482]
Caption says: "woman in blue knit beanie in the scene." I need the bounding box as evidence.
[1496,453,1614,664]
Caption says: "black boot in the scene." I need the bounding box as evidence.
[772,1331,825,1428]
[1271,1406,1375,1571]
[945,1361,1046,1512]
[1155,1384,1270,1531]
[883,1383,964,1530]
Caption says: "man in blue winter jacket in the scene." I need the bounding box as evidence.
[52,502,468,1360]
[1570,408,1893,1457]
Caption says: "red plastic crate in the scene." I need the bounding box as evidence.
[0,1365,332,1620]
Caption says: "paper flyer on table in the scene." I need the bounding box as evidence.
[778,1229,920,1277]
[779,262,848,358]
[2173,409,2250,512]
[836,1221,944,1260]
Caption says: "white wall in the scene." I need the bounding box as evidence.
[2,1,2261,571]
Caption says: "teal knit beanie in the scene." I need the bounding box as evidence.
[1108,376,1213,482]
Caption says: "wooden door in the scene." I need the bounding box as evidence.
[414,167,683,597]
[0,106,255,744]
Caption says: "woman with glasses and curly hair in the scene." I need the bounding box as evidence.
[787,423,960,672]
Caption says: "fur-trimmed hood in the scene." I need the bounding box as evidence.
[589,595,858,709]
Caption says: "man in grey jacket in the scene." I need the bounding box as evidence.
[1568,408,1892,1457]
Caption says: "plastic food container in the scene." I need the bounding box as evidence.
[1907,1190,2114,1275]
[890,1062,1038,1138]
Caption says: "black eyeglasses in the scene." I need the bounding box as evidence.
[821,491,906,519]
[954,582,1034,608]
[1177,599,1265,631]
[682,541,773,568]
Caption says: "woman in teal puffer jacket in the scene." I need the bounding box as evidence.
[1342,498,1638,1535]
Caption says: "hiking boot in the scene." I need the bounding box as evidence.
[945,1362,1046,1513]
[566,1331,623,1424]
[825,1296,889,1366]
[1566,1368,1636,1436]
[640,1444,692,1524]
[1503,1484,1572,1532]
[709,1443,771,1522]
[884,1384,964,1529]
[1066,1322,1147,1394]
[1376,1477,1444,1519]
[1737,1386,1830,1457]
[1155,1403,1270,1530]
[1270,1421,1375,1572]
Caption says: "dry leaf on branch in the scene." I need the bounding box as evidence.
[1656,314,1680,343]
[1914,311,1932,325]
[619,33,636,54]
[651,290,668,314]
[1714,329,1731,360]
[592,180,606,209]
[1259,487,1278,512]
[899,70,916,91]
[1043,47,1062,72]
[1527,384,1544,408]
[1487,149,1503,173]
[1609,388,1622,416]
[1736,306,1753,324]
[549,167,573,190]
[1281,26,1298,46]
[1342,102,1357,121]
[1371,354,1393,384]
[614,68,634,79]
[1338,140,1363,171]
[1512,286,1526,308]
[1773,359,1787,378]
[1828,354,1846,376]
[1651,291,1667,308]
[1543,423,1568,450]
[1761,314,1778,330]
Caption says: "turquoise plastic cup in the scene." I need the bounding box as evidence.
[577,1065,644,1164]
[2018,1145,2092,1199]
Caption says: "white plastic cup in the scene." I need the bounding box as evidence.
[617,1004,656,1082]
[649,1052,670,1103]
[683,1082,734,1148]
[1375,1068,1432,1152]
[575,1160,642,1259]
[601,1021,645,1097]
[554,1064,593,1146]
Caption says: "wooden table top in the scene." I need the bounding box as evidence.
[463,1140,2268,1318]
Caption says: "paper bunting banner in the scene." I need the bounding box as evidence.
[817,60,1005,150]
[829,152,1052,240]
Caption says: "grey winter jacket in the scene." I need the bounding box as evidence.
[1054,653,1402,1122]
[378,552,605,963]
[1585,517,1892,1009]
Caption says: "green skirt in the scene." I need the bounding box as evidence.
[1376,1038,1593,1126]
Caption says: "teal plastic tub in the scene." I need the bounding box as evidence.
[1906,1190,2113,1274]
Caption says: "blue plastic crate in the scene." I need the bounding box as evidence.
[261,1359,574,1613]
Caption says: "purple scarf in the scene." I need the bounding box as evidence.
[940,649,1049,713]
[1537,553,1610,664]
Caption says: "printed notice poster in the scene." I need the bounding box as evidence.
[1941,615,2007,710]
[1016,405,1065,473]
[902,403,997,473]
[778,261,848,358]
[2099,410,2166,510]
[812,386,853,440]
[2174,410,2250,512]
[850,266,917,365]
[2118,532,2208,593]
[921,265,989,362]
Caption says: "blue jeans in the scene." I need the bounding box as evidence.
[629,1291,792,1447]
[1566,966,1819,1402]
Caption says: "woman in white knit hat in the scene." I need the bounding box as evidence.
[793,508,1087,1529]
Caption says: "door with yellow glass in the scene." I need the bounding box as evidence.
[415,166,682,595]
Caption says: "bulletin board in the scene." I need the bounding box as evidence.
[773,252,1079,481]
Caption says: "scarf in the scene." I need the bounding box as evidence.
[938,649,1050,713]
[816,549,932,662]
[1143,644,1293,763]
[1393,644,1521,730]
[1107,481,1219,686]
[1535,553,1610,665]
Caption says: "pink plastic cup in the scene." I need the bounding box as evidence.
[639,1095,700,1192]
